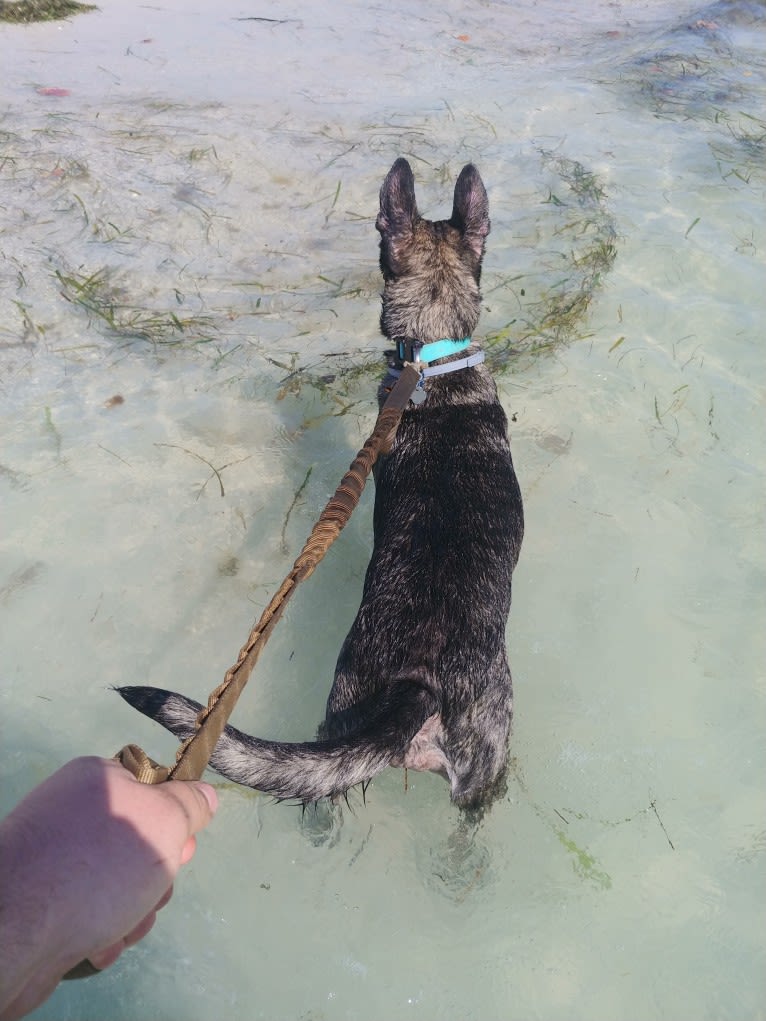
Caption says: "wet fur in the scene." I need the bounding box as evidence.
[119,158,524,810]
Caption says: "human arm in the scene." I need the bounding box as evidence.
[0,756,217,1021]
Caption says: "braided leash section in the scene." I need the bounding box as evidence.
[167,364,420,782]
[65,365,420,982]
[111,367,418,786]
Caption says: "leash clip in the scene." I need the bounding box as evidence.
[410,370,427,405]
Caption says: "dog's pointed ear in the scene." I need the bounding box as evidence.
[450,164,490,259]
[376,158,419,236]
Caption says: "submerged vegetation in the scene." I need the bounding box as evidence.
[605,0,766,185]
[0,0,97,23]
[54,268,219,348]
[0,98,622,409]
[483,152,618,371]
[709,109,766,184]
[3,0,754,411]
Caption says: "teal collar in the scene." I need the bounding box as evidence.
[396,337,471,364]
[387,338,485,404]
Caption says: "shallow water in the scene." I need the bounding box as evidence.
[1,0,765,1018]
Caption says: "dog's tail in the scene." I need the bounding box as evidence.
[116,682,438,802]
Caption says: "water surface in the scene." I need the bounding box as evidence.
[1,1,764,1019]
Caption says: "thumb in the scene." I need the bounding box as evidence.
[165,779,218,837]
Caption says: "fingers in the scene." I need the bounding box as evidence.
[122,909,158,948]
[180,835,197,866]
[155,885,174,912]
[87,940,125,971]
[85,884,173,973]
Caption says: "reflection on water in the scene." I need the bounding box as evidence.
[1,1,764,1019]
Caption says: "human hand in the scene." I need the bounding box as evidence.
[0,756,218,1021]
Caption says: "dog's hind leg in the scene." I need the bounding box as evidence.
[300,797,345,847]
[419,813,493,901]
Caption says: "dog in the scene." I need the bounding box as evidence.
[119,158,524,810]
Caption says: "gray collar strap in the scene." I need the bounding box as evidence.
[387,348,486,380]
[385,348,486,405]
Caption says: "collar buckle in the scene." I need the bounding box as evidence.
[387,338,485,406]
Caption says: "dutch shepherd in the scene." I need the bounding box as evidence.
[119,158,524,811]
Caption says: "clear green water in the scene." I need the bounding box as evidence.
[1,1,764,1019]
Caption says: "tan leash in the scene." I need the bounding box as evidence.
[63,363,420,980]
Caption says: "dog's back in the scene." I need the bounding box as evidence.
[326,159,523,807]
[119,159,523,810]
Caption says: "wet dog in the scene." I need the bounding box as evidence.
[119,158,524,810]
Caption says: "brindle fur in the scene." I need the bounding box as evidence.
[119,158,524,810]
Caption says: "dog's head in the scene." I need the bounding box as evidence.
[376,158,490,345]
